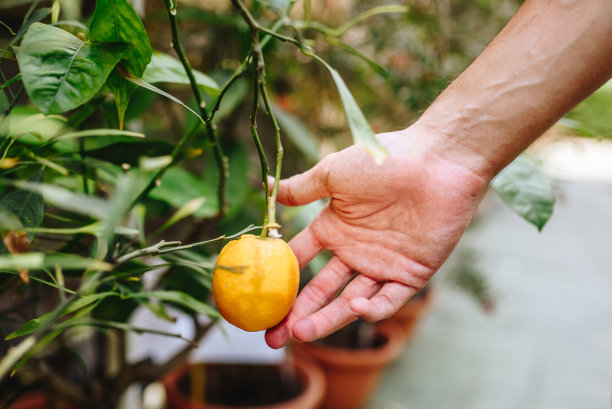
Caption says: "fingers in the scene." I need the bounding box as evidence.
[274,154,334,207]
[265,256,353,349]
[291,274,382,342]
[349,281,417,322]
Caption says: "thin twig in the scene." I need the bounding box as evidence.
[115,224,260,264]
[164,0,228,217]
[115,239,182,264]
[232,0,287,238]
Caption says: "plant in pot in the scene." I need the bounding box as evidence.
[0,0,418,408]
[0,0,570,408]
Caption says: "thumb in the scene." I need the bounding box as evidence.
[273,154,334,206]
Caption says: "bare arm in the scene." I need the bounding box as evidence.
[265,0,612,349]
[417,0,612,180]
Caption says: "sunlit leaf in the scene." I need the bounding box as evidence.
[272,103,320,164]
[0,253,112,271]
[128,290,220,318]
[142,51,219,96]
[149,167,217,218]
[150,197,207,238]
[52,128,145,142]
[563,79,612,139]
[490,155,555,231]
[100,169,153,244]
[123,73,205,126]
[0,336,36,379]
[309,54,388,163]
[11,180,109,220]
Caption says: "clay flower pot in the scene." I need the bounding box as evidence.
[5,393,79,409]
[163,353,325,409]
[292,321,405,409]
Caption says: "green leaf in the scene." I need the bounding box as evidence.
[52,128,145,142]
[0,170,44,230]
[9,6,51,46]
[15,23,127,114]
[0,253,112,271]
[10,330,60,376]
[90,0,152,127]
[3,293,105,340]
[142,51,219,96]
[0,73,22,89]
[309,54,388,163]
[149,167,217,218]
[5,316,45,340]
[0,336,36,379]
[101,169,153,243]
[0,48,16,60]
[271,103,320,164]
[7,300,100,375]
[105,69,135,129]
[0,207,23,231]
[149,197,207,238]
[0,109,70,143]
[563,80,612,139]
[123,73,205,126]
[0,85,8,112]
[324,36,391,79]
[490,155,555,231]
[128,290,219,318]
[11,180,110,220]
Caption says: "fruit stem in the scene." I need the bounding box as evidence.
[232,0,285,239]
[260,82,283,239]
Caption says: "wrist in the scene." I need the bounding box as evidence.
[407,114,498,183]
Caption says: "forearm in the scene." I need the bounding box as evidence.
[414,0,612,181]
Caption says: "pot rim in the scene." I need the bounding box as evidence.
[291,321,405,368]
[163,353,325,409]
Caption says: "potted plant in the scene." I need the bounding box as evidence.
[0,1,415,408]
[0,0,567,408]
[291,320,405,409]
[163,352,325,409]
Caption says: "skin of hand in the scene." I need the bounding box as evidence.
[265,0,611,349]
[265,128,490,349]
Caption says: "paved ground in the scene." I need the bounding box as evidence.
[366,180,612,409]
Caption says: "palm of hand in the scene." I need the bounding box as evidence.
[265,132,488,348]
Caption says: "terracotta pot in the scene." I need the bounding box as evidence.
[163,353,325,409]
[5,393,78,409]
[292,322,405,409]
[385,287,433,340]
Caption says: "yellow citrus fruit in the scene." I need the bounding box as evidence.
[212,234,299,332]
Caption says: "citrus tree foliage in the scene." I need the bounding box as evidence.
[0,0,389,405]
[0,0,561,406]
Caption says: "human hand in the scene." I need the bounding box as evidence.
[265,127,490,349]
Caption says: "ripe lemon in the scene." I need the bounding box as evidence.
[212,234,299,332]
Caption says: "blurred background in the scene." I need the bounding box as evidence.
[1,0,611,408]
